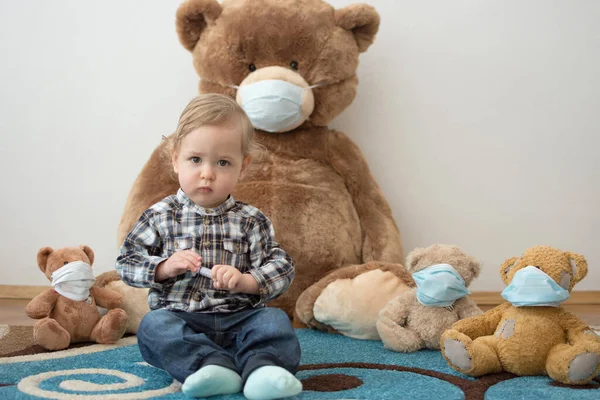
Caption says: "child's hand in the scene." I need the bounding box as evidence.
[211,264,242,290]
[156,250,201,281]
[211,265,260,294]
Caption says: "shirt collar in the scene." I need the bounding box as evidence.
[176,188,236,216]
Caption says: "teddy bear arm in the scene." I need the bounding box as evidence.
[379,292,411,326]
[327,130,404,262]
[25,289,59,319]
[90,286,123,309]
[451,302,509,339]
[558,309,599,343]
[455,298,483,319]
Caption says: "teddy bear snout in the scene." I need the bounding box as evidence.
[234,65,316,132]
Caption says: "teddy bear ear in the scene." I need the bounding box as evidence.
[334,4,380,53]
[405,247,426,272]
[176,0,223,52]
[565,252,588,285]
[79,245,95,266]
[467,255,482,279]
[37,247,54,273]
[500,257,519,284]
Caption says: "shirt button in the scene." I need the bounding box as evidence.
[193,293,201,301]
[203,219,210,225]
[174,242,179,249]
[204,241,211,247]
[236,244,242,252]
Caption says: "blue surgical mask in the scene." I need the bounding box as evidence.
[232,80,321,133]
[412,263,470,307]
[501,266,570,307]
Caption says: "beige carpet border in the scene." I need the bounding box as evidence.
[1,284,598,305]
[470,291,599,305]
[0,285,48,299]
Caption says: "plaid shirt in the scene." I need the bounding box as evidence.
[116,189,294,313]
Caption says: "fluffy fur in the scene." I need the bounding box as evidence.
[112,0,412,337]
[377,244,482,352]
[26,246,128,350]
[441,245,600,385]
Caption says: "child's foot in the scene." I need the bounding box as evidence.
[182,365,242,398]
[243,366,302,400]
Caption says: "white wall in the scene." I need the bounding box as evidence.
[1,0,598,292]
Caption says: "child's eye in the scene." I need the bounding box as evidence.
[217,160,230,167]
[190,157,201,164]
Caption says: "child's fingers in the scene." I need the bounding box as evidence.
[180,250,202,264]
[177,252,201,271]
[212,264,228,281]
[222,270,235,287]
[227,274,240,289]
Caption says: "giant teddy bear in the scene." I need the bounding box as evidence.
[114,0,413,339]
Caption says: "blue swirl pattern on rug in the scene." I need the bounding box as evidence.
[0,329,598,399]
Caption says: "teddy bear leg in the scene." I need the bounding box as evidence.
[376,310,423,352]
[441,330,502,377]
[89,309,128,344]
[545,342,600,385]
[34,317,71,350]
[296,262,414,339]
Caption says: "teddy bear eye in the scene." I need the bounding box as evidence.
[290,60,299,70]
[248,63,257,72]
[63,261,69,265]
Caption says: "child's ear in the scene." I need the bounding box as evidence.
[239,156,252,178]
[171,149,179,174]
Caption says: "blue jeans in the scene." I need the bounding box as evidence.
[136,307,301,383]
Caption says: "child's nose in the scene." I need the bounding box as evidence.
[201,165,215,180]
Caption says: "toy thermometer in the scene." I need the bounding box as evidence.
[196,266,213,279]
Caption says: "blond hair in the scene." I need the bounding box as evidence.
[166,93,258,158]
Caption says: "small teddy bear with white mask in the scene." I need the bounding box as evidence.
[26,245,128,350]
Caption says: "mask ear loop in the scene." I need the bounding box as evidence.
[307,81,327,90]
[228,81,328,91]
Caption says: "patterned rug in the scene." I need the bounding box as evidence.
[1,325,599,399]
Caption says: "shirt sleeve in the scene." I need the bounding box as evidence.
[115,210,173,290]
[246,213,295,305]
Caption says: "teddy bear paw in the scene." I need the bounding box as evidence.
[443,338,472,371]
[34,318,71,350]
[568,352,600,382]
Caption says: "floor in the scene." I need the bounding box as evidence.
[1,299,599,327]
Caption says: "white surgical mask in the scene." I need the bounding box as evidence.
[231,80,322,133]
[412,263,471,307]
[501,266,570,307]
[51,261,96,301]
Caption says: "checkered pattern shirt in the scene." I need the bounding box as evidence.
[116,189,294,313]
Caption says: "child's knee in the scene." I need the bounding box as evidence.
[138,309,172,339]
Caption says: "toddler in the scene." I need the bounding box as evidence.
[116,93,301,399]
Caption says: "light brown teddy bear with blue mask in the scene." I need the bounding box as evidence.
[441,245,600,385]
[377,244,482,352]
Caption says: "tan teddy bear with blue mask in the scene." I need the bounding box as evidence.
[441,245,600,385]
[376,244,482,352]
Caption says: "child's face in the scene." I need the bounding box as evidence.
[172,123,250,208]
